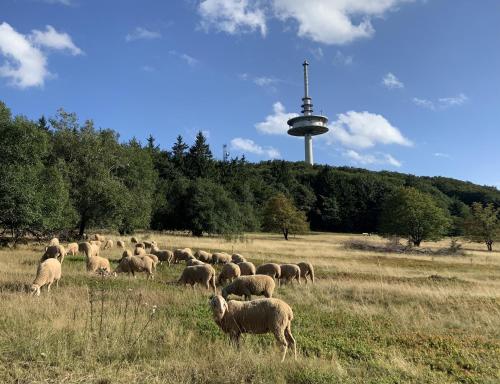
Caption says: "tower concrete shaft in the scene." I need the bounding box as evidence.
[305,134,313,165]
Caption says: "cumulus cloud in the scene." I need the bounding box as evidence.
[31,25,83,55]
[413,93,468,110]
[434,152,451,158]
[326,111,412,149]
[125,27,161,42]
[198,0,267,36]
[344,149,402,167]
[382,72,403,89]
[255,102,298,135]
[230,137,280,159]
[0,22,82,88]
[169,50,199,67]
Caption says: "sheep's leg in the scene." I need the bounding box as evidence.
[47,282,52,293]
[285,324,297,361]
[275,329,288,362]
[230,333,241,349]
[296,274,301,285]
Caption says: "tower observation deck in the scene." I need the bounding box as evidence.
[287,61,329,165]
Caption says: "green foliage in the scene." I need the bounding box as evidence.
[379,187,451,246]
[263,193,308,240]
[463,202,500,251]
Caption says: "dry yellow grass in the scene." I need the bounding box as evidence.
[0,232,499,383]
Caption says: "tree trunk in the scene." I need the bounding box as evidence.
[78,217,87,239]
[486,240,493,252]
[413,239,422,247]
[283,228,289,240]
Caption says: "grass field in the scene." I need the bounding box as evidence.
[0,232,499,383]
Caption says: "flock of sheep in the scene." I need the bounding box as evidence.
[30,234,316,361]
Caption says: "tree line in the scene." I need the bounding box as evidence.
[1,101,499,249]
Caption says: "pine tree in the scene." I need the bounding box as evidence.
[186,131,213,178]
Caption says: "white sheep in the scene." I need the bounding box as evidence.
[87,255,111,274]
[134,247,146,256]
[195,250,212,263]
[90,240,102,249]
[66,242,79,256]
[238,261,256,276]
[173,248,194,264]
[210,295,297,362]
[103,239,114,250]
[231,253,246,263]
[217,262,241,285]
[279,264,301,285]
[140,253,159,271]
[93,234,106,242]
[30,258,61,296]
[178,264,216,292]
[297,262,315,284]
[211,252,231,264]
[256,263,281,286]
[130,236,138,243]
[41,244,66,265]
[114,255,154,279]
[78,242,98,258]
[150,245,174,265]
[116,240,126,248]
[186,259,205,266]
[48,237,59,246]
[222,275,275,300]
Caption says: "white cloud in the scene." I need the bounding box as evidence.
[255,102,298,135]
[344,150,402,167]
[39,0,74,5]
[413,93,469,110]
[253,76,278,87]
[434,152,451,159]
[169,50,199,67]
[198,0,267,36]
[310,47,324,60]
[272,0,413,45]
[141,65,155,72]
[125,27,161,42]
[31,25,83,55]
[333,50,353,66]
[230,137,280,159]
[382,72,403,89]
[327,111,412,149]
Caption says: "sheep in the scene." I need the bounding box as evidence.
[150,245,174,265]
[195,250,212,263]
[121,249,133,259]
[143,240,156,250]
[114,255,154,279]
[209,295,296,362]
[186,259,205,266]
[87,255,111,274]
[231,253,246,263]
[238,261,256,276]
[222,275,275,300]
[134,247,146,256]
[173,248,194,264]
[30,258,62,296]
[90,240,102,249]
[178,264,216,292]
[130,237,138,243]
[103,239,114,250]
[279,264,301,285]
[256,263,281,286]
[140,253,159,271]
[116,240,126,248]
[212,252,231,264]
[93,234,106,242]
[135,242,145,249]
[297,262,315,284]
[78,242,98,258]
[217,262,241,285]
[66,242,79,256]
[41,244,66,265]
[48,237,59,246]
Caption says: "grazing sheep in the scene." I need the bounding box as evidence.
[66,242,79,256]
[41,244,66,265]
[116,240,126,248]
[90,240,102,250]
[78,242,98,258]
[231,253,246,263]
[140,254,159,271]
[134,247,146,256]
[30,258,61,296]
[297,262,315,284]
[256,263,281,286]
[173,248,194,264]
[217,262,241,285]
[210,295,296,362]
[103,239,114,250]
[121,249,133,259]
[135,242,145,249]
[48,237,59,246]
[93,234,106,242]
[150,245,174,265]
[114,255,154,279]
[195,250,212,263]
[143,240,156,250]
[212,252,231,264]
[279,264,301,285]
[178,264,216,292]
[87,255,111,274]
[238,261,256,276]
[222,275,275,300]
[186,259,205,266]
[130,237,138,243]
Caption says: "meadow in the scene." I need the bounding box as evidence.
[0,232,499,384]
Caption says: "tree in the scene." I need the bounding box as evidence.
[463,202,500,251]
[186,131,214,178]
[171,135,188,168]
[379,187,450,246]
[263,193,308,240]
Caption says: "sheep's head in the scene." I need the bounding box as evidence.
[210,295,228,322]
[30,284,41,296]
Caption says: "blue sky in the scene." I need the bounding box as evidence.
[1,0,499,187]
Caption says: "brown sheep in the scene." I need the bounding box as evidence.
[279,264,301,285]
[217,262,241,285]
[238,261,256,276]
[297,262,315,284]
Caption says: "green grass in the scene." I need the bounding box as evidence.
[0,232,499,383]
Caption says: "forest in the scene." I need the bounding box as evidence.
[1,101,499,241]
